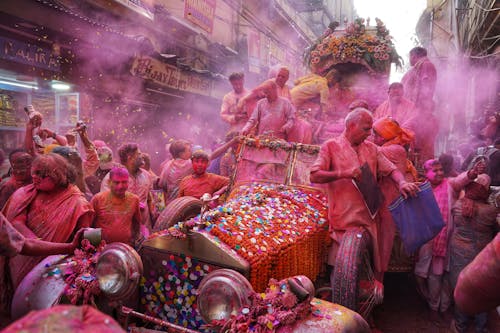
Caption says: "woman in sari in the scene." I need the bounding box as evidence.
[2,153,93,289]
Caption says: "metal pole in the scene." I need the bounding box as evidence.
[121,306,199,333]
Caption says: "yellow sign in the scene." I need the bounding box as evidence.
[130,56,213,96]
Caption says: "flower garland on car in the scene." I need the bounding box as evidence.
[243,136,320,155]
[43,239,105,305]
[155,183,329,292]
[205,278,311,332]
[63,239,104,304]
[304,18,401,74]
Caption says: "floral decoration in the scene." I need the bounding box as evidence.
[304,18,402,74]
[154,183,329,292]
[242,136,320,155]
[205,278,311,332]
[61,239,105,304]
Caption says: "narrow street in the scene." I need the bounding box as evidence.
[373,273,500,333]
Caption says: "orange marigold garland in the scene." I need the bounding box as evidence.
[163,183,329,292]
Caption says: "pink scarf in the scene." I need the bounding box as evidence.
[432,179,449,257]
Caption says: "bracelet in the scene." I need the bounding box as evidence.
[52,132,57,139]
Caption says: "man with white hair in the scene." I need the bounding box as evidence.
[241,80,295,139]
[310,108,419,291]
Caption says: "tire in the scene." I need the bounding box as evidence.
[153,196,202,231]
[332,227,374,316]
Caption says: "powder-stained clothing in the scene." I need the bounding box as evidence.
[0,212,25,318]
[414,172,472,312]
[219,149,237,177]
[241,97,296,140]
[158,158,192,203]
[414,172,472,278]
[2,304,126,333]
[3,184,92,288]
[288,117,313,144]
[378,144,415,272]
[277,84,291,100]
[82,145,99,178]
[449,199,497,288]
[220,89,250,132]
[0,212,24,257]
[401,56,438,162]
[91,191,142,246]
[101,168,152,231]
[178,173,229,199]
[0,177,31,210]
[373,98,418,132]
[311,134,396,272]
[290,74,329,108]
[401,56,437,113]
[454,233,500,316]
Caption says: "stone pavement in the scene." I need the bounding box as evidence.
[373,273,499,333]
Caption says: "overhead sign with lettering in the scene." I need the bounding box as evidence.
[184,0,216,34]
[130,56,213,97]
[0,36,61,72]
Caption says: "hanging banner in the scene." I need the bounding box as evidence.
[247,29,261,73]
[184,0,217,34]
[130,56,213,96]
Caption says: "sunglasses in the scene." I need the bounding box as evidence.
[31,170,51,179]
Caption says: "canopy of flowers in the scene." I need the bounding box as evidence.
[304,18,402,74]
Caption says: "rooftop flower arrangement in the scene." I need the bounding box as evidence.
[304,18,402,74]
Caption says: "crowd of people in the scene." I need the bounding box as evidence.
[0,46,498,332]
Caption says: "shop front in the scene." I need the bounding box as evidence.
[0,32,81,154]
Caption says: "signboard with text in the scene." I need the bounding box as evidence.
[184,0,216,33]
[130,56,213,97]
[0,36,61,72]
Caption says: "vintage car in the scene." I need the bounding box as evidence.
[11,137,372,333]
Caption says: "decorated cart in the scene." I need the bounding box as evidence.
[303,18,401,118]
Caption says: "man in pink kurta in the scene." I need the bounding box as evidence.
[91,167,142,246]
[310,109,418,285]
[100,143,152,233]
[373,82,418,132]
[401,47,438,162]
[220,72,250,133]
[241,80,295,140]
[158,139,193,203]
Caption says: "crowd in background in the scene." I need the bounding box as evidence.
[0,46,498,332]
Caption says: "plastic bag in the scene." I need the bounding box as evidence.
[388,181,445,254]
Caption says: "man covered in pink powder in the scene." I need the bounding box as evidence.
[373,82,418,132]
[310,108,419,291]
[220,72,250,133]
[241,80,295,139]
[91,166,143,247]
[100,143,152,234]
[401,47,438,162]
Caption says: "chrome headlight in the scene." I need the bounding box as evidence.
[96,243,143,300]
[197,269,253,323]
